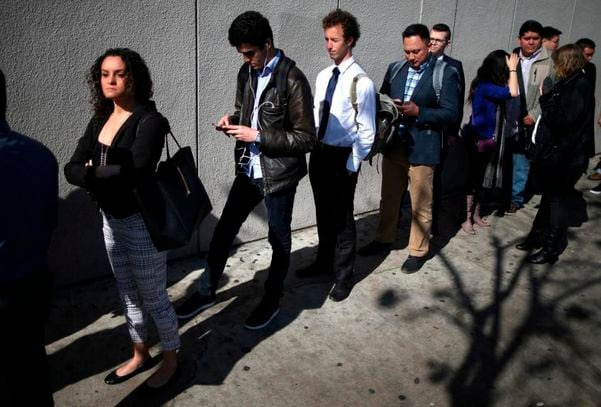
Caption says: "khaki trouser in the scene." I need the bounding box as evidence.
[375,142,435,257]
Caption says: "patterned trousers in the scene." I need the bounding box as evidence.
[102,212,180,351]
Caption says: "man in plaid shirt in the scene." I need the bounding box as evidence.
[358,23,459,273]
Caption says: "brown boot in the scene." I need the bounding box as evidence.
[461,195,475,235]
[473,203,491,227]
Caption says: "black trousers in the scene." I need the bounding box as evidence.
[309,144,358,284]
[531,162,588,229]
[207,174,296,301]
[0,268,53,407]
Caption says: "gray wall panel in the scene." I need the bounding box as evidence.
[2,1,600,285]
[510,0,575,41]
[1,0,196,285]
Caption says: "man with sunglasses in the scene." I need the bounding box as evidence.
[177,11,315,330]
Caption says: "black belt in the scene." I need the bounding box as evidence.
[316,142,352,153]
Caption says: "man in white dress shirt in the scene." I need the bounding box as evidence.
[296,9,376,302]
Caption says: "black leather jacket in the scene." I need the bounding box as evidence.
[230,51,316,194]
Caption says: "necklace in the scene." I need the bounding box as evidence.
[100,144,108,166]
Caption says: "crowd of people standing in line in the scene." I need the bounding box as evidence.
[1,8,599,406]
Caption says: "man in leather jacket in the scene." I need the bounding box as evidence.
[177,11,316,330]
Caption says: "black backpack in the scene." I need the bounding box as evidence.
[352,59,448,162]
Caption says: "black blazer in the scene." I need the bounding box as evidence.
[442,54,466,134]
[64,102,169,218]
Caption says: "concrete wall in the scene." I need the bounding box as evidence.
[2,0,600,286]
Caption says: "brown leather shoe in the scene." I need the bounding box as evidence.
[588,172,601,181]
[505,202,519,214]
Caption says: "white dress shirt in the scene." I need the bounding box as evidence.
[519,47,542,97]
[314,57,376,172]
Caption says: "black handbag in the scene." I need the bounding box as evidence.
[135,131,212,251]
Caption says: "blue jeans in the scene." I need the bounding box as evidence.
[511,153,530,207]
[198,174,295,301]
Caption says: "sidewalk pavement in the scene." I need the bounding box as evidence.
[47,174,601,407]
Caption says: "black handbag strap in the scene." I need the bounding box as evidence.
[164,131,181,159]
[135,113,180,159]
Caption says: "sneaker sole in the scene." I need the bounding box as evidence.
[590,189,601,195]
[244,309,280,330]
[176,301,216,320]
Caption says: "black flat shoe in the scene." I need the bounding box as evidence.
[104,358,154,385]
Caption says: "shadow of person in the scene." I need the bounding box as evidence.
[114,244,334,406]
[114,212,394,405]
[45,187,224,345]
[45,200,227,392]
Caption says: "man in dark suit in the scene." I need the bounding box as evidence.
[359,23,459,273]
[1,68,57,406]
[575,38,601,191]
[576,38,596,88]
[428,23,466,234]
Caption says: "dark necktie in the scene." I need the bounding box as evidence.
[317,67,340,140]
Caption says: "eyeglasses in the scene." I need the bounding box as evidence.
[430,38,448,44]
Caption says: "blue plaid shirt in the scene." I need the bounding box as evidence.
[403,60,429,101]
[398,60,430,132]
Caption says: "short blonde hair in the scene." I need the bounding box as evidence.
[552,44,587,79]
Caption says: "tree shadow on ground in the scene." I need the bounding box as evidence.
[406,228,601,406]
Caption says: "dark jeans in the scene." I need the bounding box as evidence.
[206,174,296,301]
[0,268,53,407]
[309,144,358,284]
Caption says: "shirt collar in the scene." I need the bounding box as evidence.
[257,49,282,77]
[334,56,356,75]
[520,47,542,61]
[409,57,431,74]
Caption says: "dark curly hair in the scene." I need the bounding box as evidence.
[87,48,153,115]
[468,50,509,103]
[228,11,273,48]
[322,10,361,48]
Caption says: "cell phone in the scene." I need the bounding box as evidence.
[211,122,225,131]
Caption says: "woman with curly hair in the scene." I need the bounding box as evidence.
[461,50,519,234]
[65,48,179,389]
[517,44,594,263]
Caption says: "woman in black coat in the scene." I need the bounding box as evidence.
[517,44,594,264]
[65,49,180,388]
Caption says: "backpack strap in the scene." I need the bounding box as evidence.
[389,60,406,83]
[350,73,369,129]
[432,59,447,104]
[273,57,295,107]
